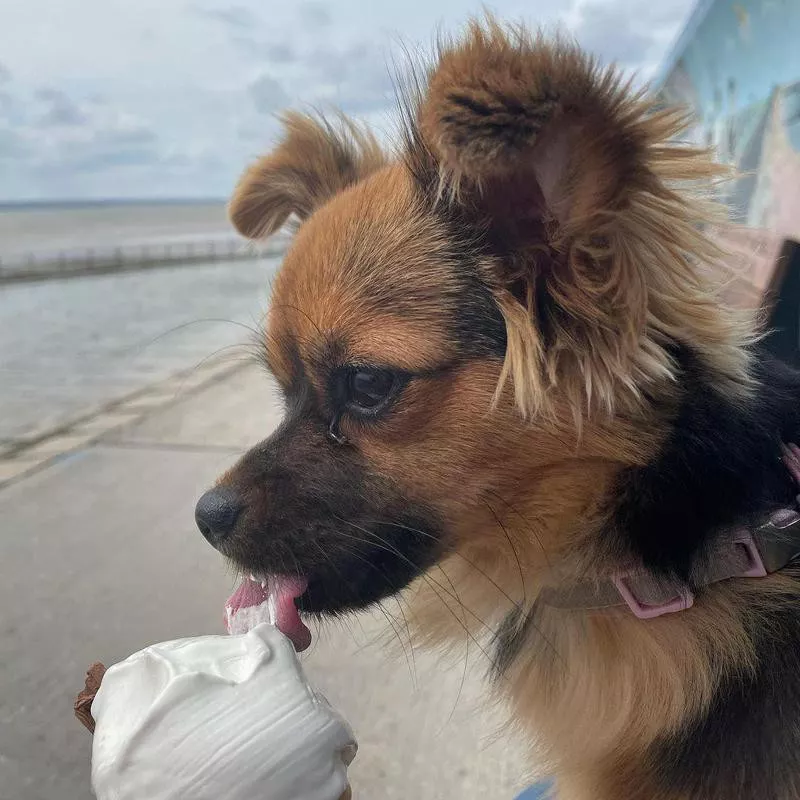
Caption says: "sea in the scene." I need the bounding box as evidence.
[0,199,237,268]
[0,201,279,441]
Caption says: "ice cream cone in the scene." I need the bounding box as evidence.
[76,624,356,800]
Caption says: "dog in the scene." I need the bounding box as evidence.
[195,19,800,799]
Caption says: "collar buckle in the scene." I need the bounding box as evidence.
[731,531,768,578]
[612,574,694,619]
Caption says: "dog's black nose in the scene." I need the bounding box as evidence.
[195,487,242,546]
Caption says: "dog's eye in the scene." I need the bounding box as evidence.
[347,368,396,413]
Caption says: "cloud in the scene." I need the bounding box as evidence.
[66,124,160,172]
[307,41,396,114]
[310,42,368,83]
[297,1,332,30]
[572,0,694,77]
[574,7,653,66]
[0,87,15,122]
[0,0,695,200]
[194,3,259,29]
[263,42,296,64]
[229,35,298,64]
[248,74,290,114]
[35,87,89,126]
[0,125,30,160]
[0,80,162,178]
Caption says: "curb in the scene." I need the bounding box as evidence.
[0,357,250,490]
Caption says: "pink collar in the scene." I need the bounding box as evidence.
[539,445,800,619]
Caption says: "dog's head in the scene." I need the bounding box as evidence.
[197,21,750,637]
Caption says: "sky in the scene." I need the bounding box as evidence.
[0,0,698,202]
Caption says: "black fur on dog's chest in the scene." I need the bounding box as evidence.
[609,346,800,581]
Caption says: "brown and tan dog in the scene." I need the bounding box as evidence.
[196,19,800,799]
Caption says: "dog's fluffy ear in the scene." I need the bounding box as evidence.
[230,111,386,239]
[411,19,746,419]
[417,21,653,233]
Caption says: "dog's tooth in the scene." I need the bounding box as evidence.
[249,573,257,582]
[261,580,267,590]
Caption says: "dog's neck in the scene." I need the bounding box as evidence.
[599,348,799,578]
[410,347,800,648]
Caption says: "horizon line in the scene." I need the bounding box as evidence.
[0,197,229,211]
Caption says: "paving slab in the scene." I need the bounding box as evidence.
[0,456,46,484]
[108,363,283,451]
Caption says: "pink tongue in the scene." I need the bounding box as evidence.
[225,576,311,652]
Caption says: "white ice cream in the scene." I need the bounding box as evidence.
[90,623,356,800]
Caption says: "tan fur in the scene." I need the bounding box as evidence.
[229,111,386,239]
[530,576,800,799]
[410,567,800,799]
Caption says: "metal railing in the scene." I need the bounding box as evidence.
[0,235,286,285]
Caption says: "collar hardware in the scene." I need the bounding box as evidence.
[539,448,800,619]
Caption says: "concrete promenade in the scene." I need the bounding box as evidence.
[0,357,534,799]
